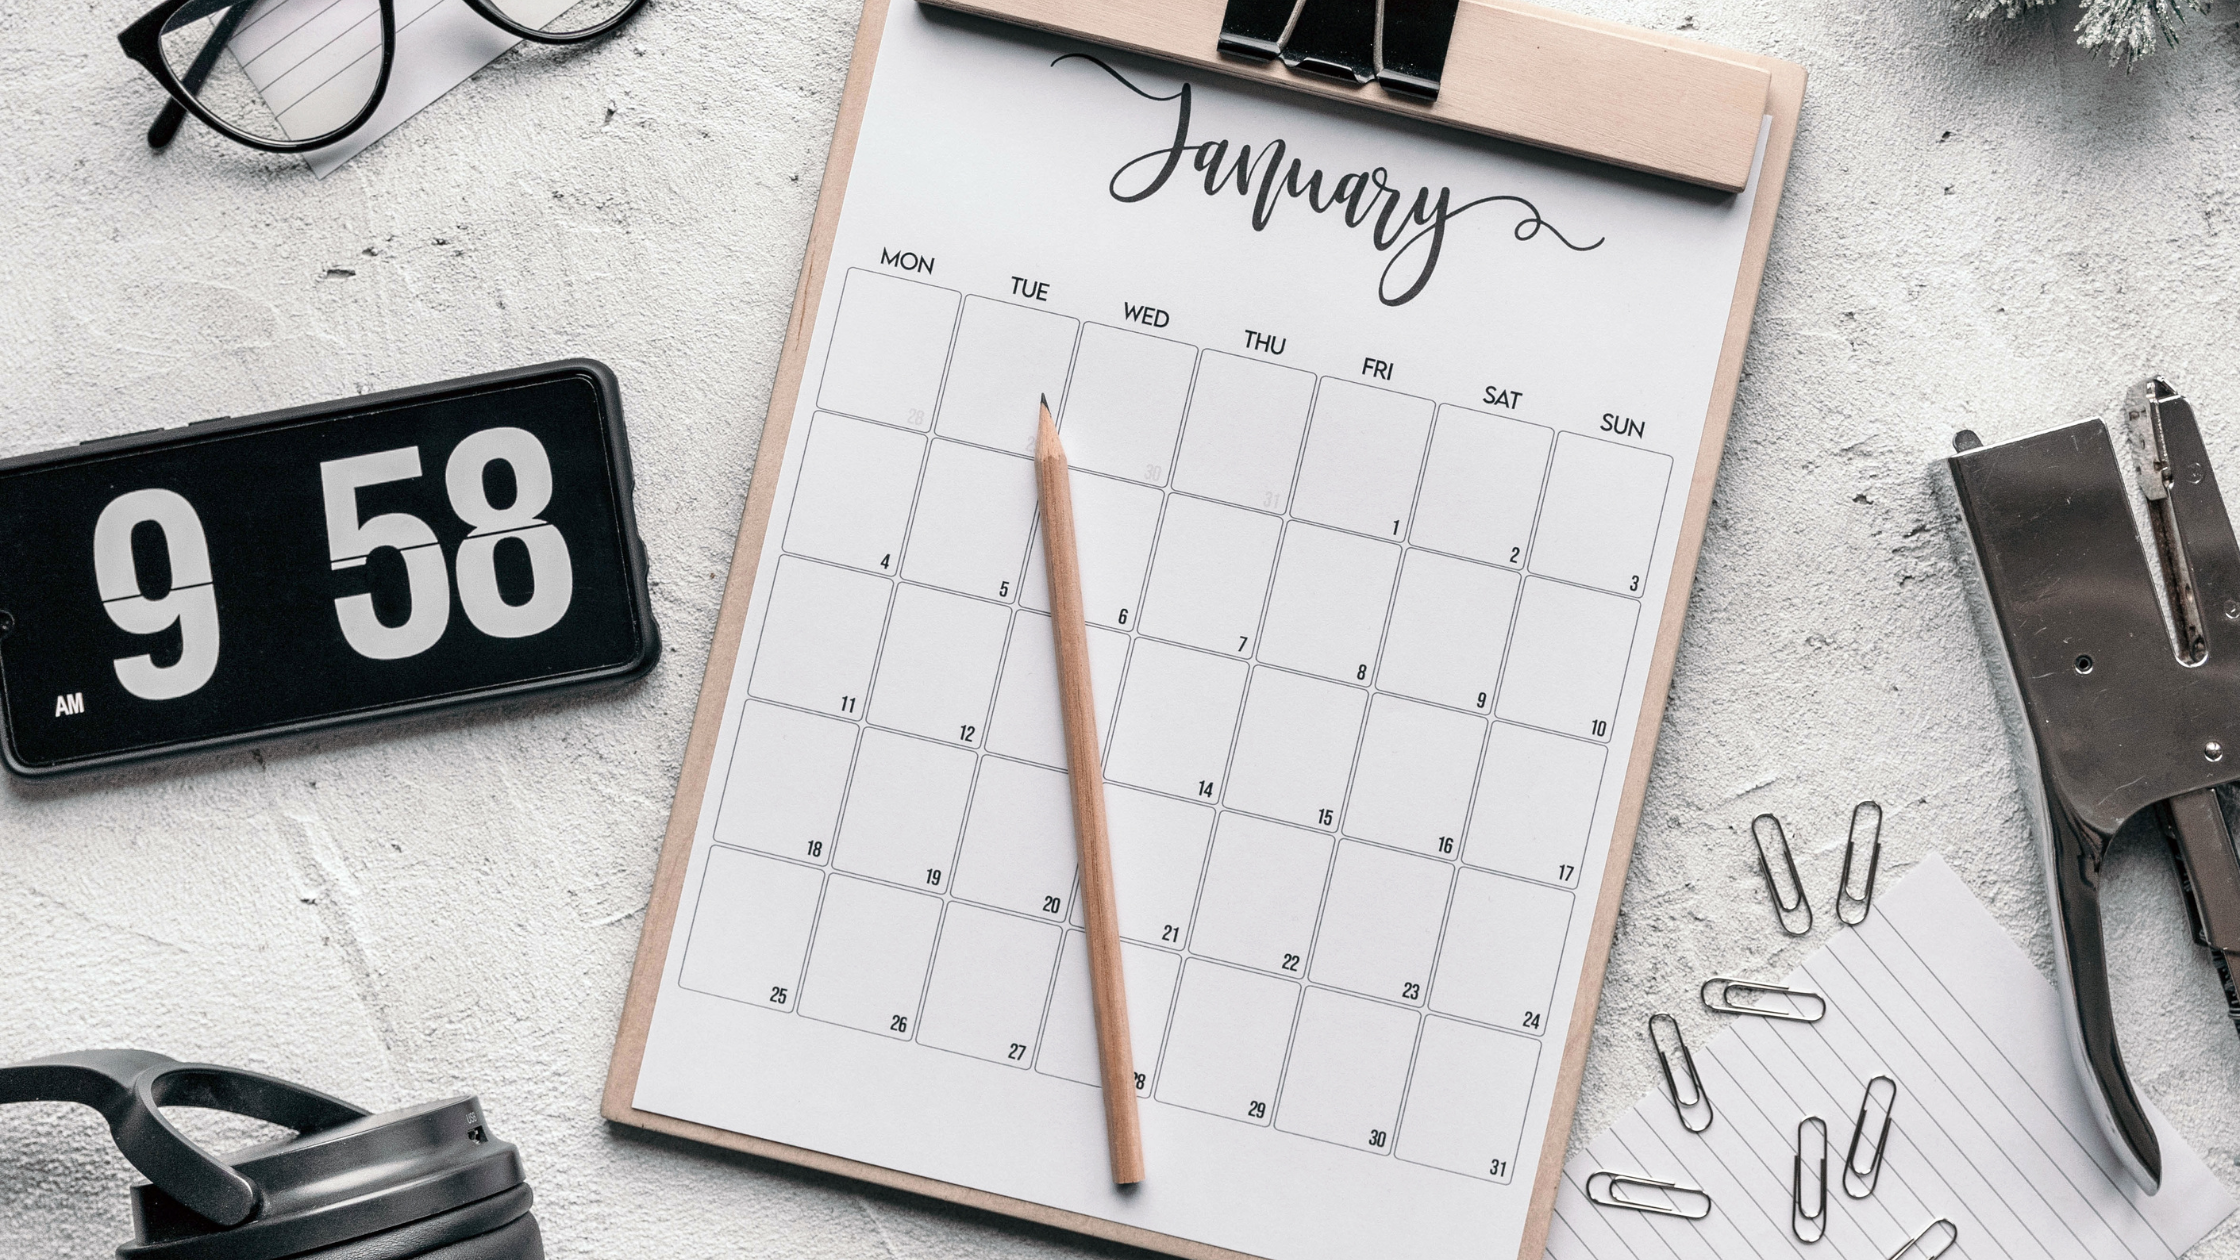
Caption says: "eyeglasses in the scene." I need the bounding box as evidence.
[118,0,645,154]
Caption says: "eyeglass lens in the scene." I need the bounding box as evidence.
[158,0,385,145]
[484,0,639,35]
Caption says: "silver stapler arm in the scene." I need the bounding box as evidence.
[1946,379,2240,1194]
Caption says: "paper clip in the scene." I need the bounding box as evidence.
[1584,1171,1713,1220]
[1648,1013,1715,1133]
[1793,1116,1828,1243]
[1838,800,1884,926]
[1844,1074,1898,1198]
[1700,977,1827,1023]
[1752,813,1813,936]
[1887,1218,1958,1259]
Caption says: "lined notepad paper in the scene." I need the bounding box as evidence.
[217,0,572,175]
[1548,854,2234,1259]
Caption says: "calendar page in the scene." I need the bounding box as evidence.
[631,5,1769,1257]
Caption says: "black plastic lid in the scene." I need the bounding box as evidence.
[125,1094,525,1260]
[0,1051,524,1260]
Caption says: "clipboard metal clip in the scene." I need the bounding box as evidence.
[1648,1013,1714,1134]
[1217,0,1460,101]
[1584,1171,1713,1219]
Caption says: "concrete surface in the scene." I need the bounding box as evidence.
[7,0,2240,1255]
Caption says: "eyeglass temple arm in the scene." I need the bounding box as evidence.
[149,0,252,150]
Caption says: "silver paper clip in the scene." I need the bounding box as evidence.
[1752,813,1814,936]
[1845,1074,1898,1198]
[1887,1218,1958,1259]
[1793,1116,1828,1244]
[1649,1013,1714,1133]
[1838,800,1884,926]
[1584,1171,1713,1220]
[1701,977,1827,1023]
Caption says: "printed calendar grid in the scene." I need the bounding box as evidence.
[680,267,1673,1183]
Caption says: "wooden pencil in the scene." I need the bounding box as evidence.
[1035,395,1146,1185]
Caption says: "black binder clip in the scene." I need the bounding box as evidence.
[1377,0,1461,99]
[1217,0,1461,101]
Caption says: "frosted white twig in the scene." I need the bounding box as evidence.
[2073,0,2210,61]
[1959,0,2212,63]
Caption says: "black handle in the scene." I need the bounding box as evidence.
[0,1050,368,1227]
[2043,790,2164,1190]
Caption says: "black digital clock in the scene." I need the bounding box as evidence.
[0,360,660,776]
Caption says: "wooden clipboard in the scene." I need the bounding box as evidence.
[604,4,1804,1257]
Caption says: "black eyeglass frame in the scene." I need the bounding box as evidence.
[117,0,645,154]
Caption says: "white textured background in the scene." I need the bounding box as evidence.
[6,0,2240,1255]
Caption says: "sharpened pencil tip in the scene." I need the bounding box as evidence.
[1037,398,1061,459]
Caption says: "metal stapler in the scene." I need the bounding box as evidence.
[1946,377,2240,1194]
